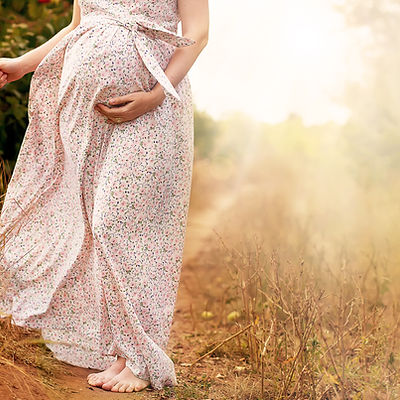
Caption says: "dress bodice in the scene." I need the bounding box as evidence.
[75,0,195,100]
[79,0,181,32]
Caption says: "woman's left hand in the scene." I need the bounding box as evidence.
[94,88,166,124]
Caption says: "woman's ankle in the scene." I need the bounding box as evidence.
[116,355,126,363]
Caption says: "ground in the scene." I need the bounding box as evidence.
[0,189,261,400]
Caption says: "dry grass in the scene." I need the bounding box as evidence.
[184,116,400,399]
[0,157,67,400]
[204,236,400,399]
[1,113,400,399]
[0,315,62,375]
[0,314,67,398]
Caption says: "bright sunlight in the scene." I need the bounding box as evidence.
[189,0,364,125]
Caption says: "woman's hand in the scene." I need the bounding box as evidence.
[0,57,28,89]
[97,0,208,125]
[95,86,166,124]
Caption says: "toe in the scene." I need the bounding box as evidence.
[94,378,104,387]
[126,384,135,393]
[136,380,150,391]
[87,378,95,386]
[92,378,102,387]
[102,379,116,390]
[111,382,123,392]
[119,383,130,393]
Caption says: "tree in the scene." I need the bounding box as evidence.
[336,0,400,185]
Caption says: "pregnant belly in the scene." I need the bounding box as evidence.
[58,23,160,107]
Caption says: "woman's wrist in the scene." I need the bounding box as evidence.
[149,84,166,107]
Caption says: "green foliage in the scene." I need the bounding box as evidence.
[194,106,219,159]
[0,0,72,168]
[337,0,400,188]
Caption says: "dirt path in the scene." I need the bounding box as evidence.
[22,193,234,400]
[0,179,248,400]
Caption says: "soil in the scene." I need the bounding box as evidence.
[0,193,257,400]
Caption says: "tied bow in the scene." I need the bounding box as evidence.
[82,13,196,101]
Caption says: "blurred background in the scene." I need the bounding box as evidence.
[1,0,400,398]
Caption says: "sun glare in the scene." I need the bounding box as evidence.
[189,0,360,125]
[284,21,328,61]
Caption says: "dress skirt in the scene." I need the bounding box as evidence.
[0,13,194,390]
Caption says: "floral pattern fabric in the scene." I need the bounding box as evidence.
[0,0,195,390]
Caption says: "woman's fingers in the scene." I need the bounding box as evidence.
[94,94,150,122]
[99,103,131,116]
[109,93,136,106]
[95,105,127,123]
[95,103,129,119]
[0,74,8,88]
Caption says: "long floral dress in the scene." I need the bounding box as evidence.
[0,0,195,390]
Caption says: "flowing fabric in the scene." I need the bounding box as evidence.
[0,0,195,390]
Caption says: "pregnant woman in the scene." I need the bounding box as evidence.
[0,0,208,393]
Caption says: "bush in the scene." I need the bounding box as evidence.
[0,0,73,172]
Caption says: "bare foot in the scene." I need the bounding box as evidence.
[87,356,126,387]
[101,366,150,392]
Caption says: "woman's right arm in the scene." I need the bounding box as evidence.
[0,0,81,89]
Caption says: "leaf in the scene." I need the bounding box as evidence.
[5,96,18,105]
[201,311,214,320]
[44,22,55,36]
[227,310,240,322]
[179,363,191,367]
[11,0,26,13]
[325,372,339,385]
[28,0,44,20]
